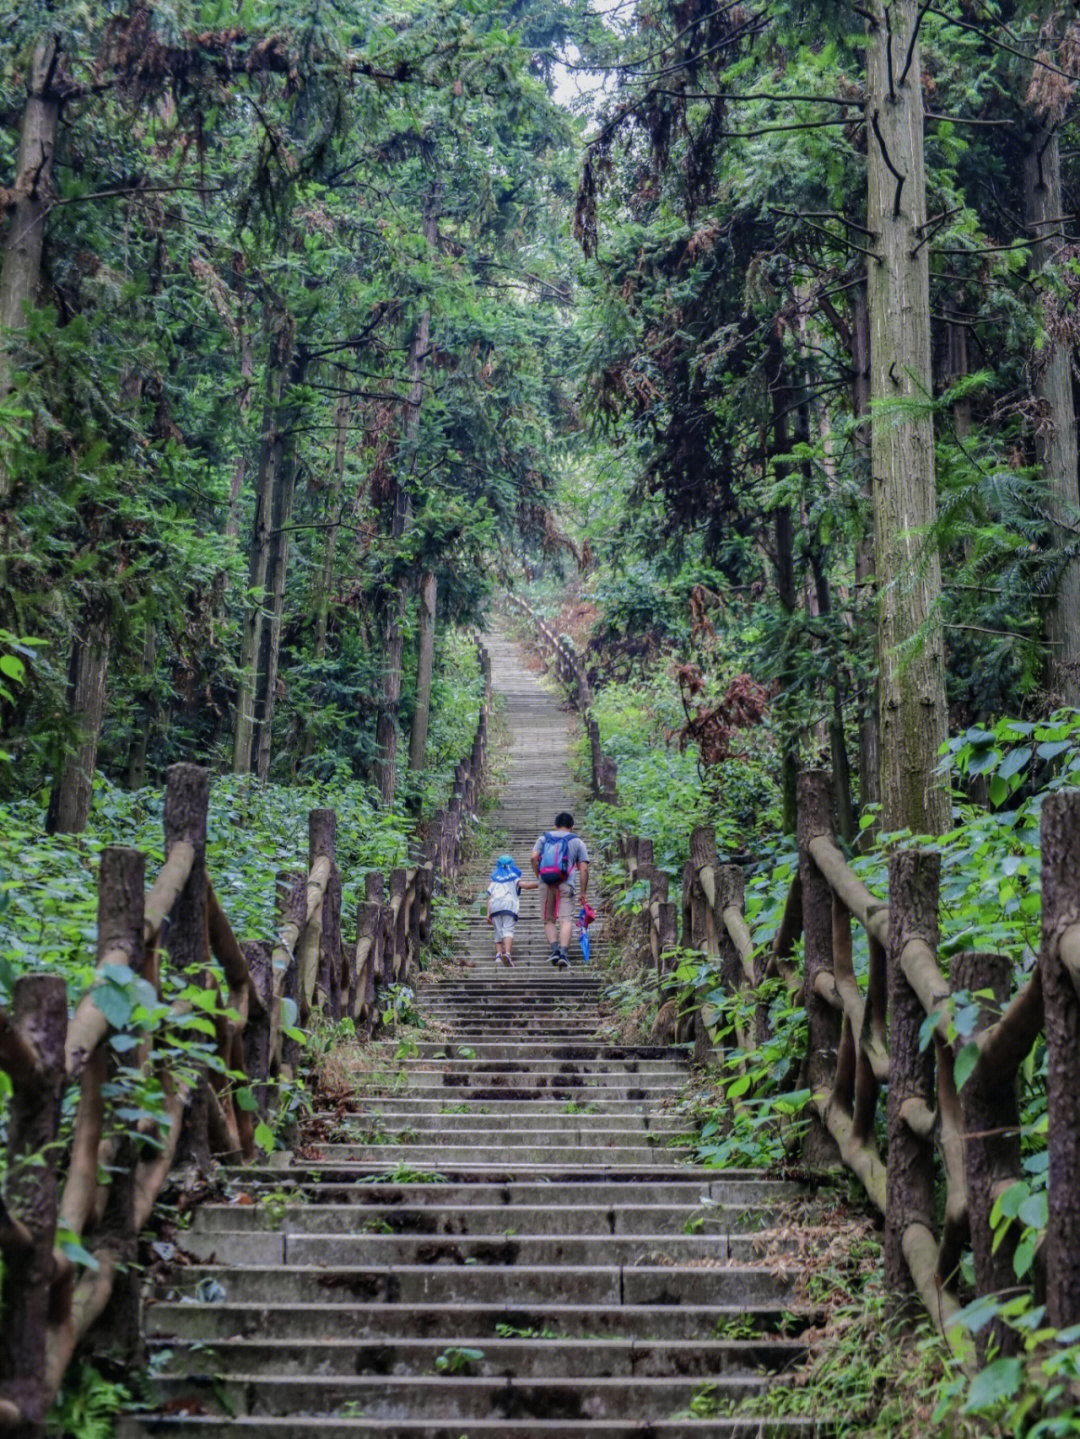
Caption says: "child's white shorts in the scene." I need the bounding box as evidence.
[493,914,516,942]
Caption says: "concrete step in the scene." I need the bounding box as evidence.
[308,1097,680,1116]
[149,1335,808,1379]
[304,1145,692,1165]
[125,1416,823,1437]
[192,1202,779,1237]
[142,1372,778,1420]
[167,1262,796,1307]
[377,1044,687,1062]
[331,1118,688,1140]
[216,1175,800,1205]
[145,1300,818,1343]
[180,1230,776,1267]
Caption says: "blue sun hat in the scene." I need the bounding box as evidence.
[491,853,521,881]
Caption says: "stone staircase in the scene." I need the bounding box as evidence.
[129,627,817,1437]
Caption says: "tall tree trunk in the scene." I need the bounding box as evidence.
[0,38,60,412]
[46,601,110,834]
[767,340,800,833]
[1025,123,1080,706]
[809,551,857,844]
[233,308,298,776]
[850,279,880,821]
[126,628,156,790]
[0,37,61,579]
[408,570,438,778]
[866,0,950,835]
[373,204,437,807]
[252,344,308,784]
[312,393,350,660]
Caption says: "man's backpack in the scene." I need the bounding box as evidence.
[537,831,574,886]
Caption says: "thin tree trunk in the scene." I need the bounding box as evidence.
[0,38,60,414]
[313,393,350,661]
[866,0,950,835]
[1025,123,1080,706]
[126,628,156,790]
[408,570,437,777]
[851,279,880,820]
[373,203,437,807]
[252,344,308,784]
[767,340,799,833]
[46,602,110,834]
[809,551,857,844]
[233,308,293,775]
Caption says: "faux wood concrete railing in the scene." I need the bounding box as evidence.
[618,771,1080,1365]
[0,646,491,1436]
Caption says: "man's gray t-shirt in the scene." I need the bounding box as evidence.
[532,830,589,891]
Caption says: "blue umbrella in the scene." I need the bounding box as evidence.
[577,906,591,964]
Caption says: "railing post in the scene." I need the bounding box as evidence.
[166,764,213,1170]
[416,863,434,943]
[952,950,1022,1355]
[689,826,719,1063]
[797,769,841,1165]
[885,849,939,1302]
[93,847,147,1353]
[716,864,745,995]
[275,871,306,1082]
[389,868,407,983]
[0,974,67,1437]
[309,809,341,1019]
[241,941,274,1115]
[1040,789,1080,1329]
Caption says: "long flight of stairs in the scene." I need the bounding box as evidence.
[129,626,817,1437]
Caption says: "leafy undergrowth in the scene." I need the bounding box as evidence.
[715,1220,985,1438]
[0,774,413,1001]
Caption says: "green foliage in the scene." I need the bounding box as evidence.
[48,1364,131,1439]
[433,1346,485,1374]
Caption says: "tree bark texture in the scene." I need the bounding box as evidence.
[46,601,111,835]
[885,849,939,1300]
[0,974,67,1436]
[1024,125,1080,706]
[797,769,841,1166]
[866,1,950,835]
[408,570,438,777]
[1040,789,1080,1329]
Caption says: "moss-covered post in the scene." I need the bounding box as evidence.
[1040,790,1080,1329]
[797,770,841,1166]
[0,974,67,1437]
[885,849,939,1301]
